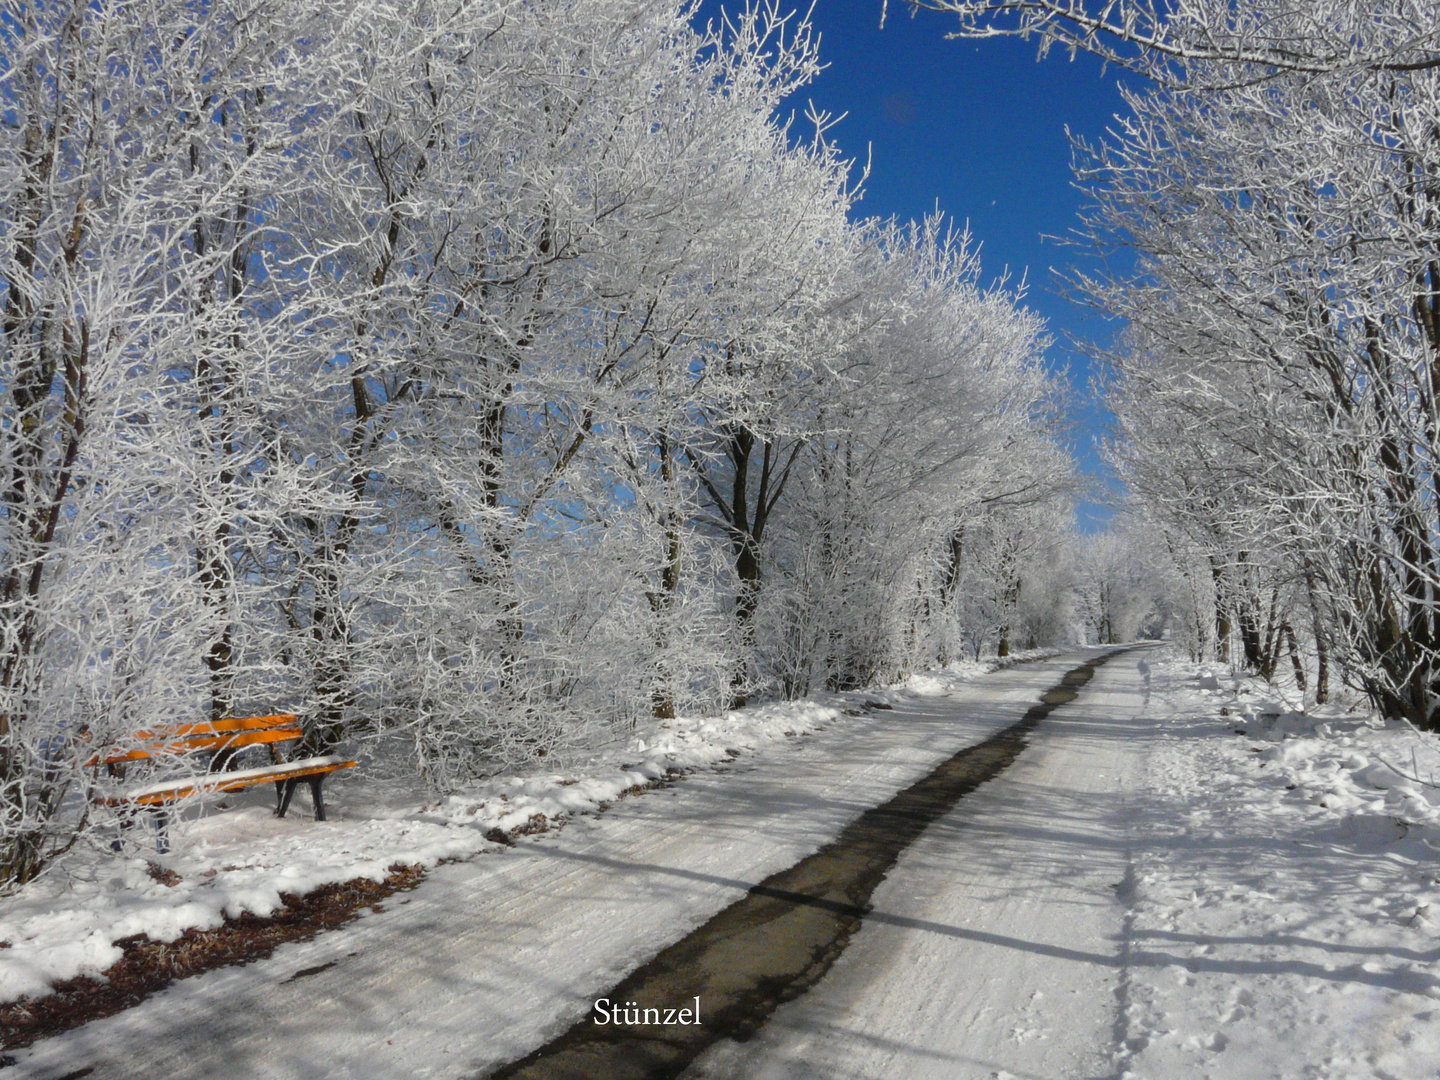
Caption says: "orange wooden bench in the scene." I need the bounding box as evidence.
[90,714,356,852]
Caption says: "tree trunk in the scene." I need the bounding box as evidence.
[649,430,681,719]
[1210,558,1232,663]
[1303,562,1330,704]
[1284,623,1308,697]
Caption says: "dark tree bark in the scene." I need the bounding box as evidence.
[687,418,804,707]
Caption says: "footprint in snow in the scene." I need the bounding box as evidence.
[1221,987,1256,1024]
[1182,1031,1229,1053]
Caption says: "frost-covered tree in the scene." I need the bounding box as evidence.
[0,0,1080,883]
[928,0,1438,720]
[904,0,1440,79]
[0,0,374,882]
[745,217,1073,692]
[1073,526,1177,645]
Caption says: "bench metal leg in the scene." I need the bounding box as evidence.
[150,807,169,854]
[275,777,330,820]
[113,812,132,853]
[109,806,166,853]
[309,776,327,821]
[275,779,300,819]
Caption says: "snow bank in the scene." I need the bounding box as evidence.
[900,648,1060,697]
[418,699,848,834]
[0,812,487,1003]
[1120,656,1440,1080]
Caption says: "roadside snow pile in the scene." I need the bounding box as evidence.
[900,647,1060,697]
[0,812,491,1004]
[0,661,995,1007]
[1119,656,1440,1080]
[1249,713,1440,848]
[420,699,847,833]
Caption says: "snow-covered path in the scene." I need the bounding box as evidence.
[686,645,1153,1080]
[676,651,1440,1080]
[10,652,1123,1080]
[24,648,1433,1080]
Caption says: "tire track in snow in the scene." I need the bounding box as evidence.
[481,649,1136,1080]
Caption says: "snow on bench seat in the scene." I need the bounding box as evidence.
[102,756,357,807]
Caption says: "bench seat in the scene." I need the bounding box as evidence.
[98,755,356,807]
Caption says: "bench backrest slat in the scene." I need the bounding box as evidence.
[91,714,299,766]
[139,714,297,740]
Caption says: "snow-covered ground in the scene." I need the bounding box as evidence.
[692,651,1440,1080]
[1116,658,1440,1080]
[4,651,1074,1078]
[0,655,1019,1010]
[11,647,1440,1080]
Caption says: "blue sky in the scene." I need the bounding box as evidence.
[699,0,1135,531]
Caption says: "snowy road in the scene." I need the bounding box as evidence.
[686,647,1153,1080]
[12,649,1149,1080]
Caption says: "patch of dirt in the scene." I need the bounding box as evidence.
[0,863,425,1052]
[144,861,180,888]
[615,768,685,802]
[510,813,553,837]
